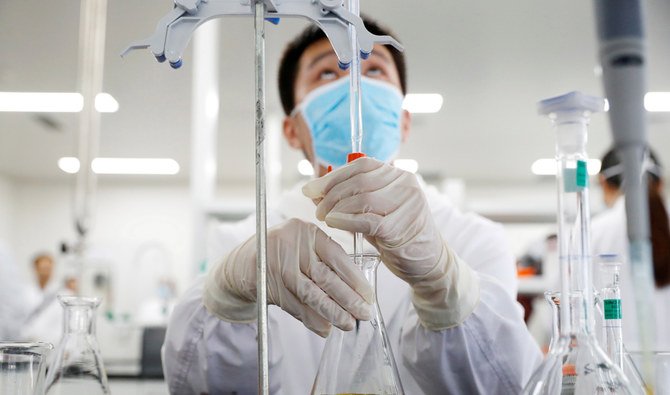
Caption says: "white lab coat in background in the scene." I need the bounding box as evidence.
[164,182,543,394]
[20,281,69,347]
[0,240,29,340]
[591,198,670,351]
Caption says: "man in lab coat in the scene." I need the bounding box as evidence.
[164,18,542,394]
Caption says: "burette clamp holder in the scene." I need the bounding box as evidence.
[120,0,404,70]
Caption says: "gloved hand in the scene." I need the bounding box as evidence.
[302,157,480,330]
[203,218,374,337]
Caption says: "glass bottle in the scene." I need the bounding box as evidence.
[596,254,648,392]
[311,254,404,395]
[0,342,52,395]
[523,92,638,394]
[45,296,110,394]
[597,254,624,369]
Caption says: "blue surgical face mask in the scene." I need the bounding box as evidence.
[292,76,404,169]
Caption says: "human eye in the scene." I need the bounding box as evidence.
[318,69,338,81]
[364,66,384,78]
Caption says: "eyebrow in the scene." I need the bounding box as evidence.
[306,48,392,70]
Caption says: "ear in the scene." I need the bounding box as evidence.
[283,116,303,149]
[598,174,607,188]
[400,109,412,143]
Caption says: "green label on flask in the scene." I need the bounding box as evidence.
[576,160,588,187]
[604,299,622,320]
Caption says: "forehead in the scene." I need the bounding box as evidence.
[297,38,396,74]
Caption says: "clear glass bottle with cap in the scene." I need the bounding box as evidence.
[45,296,110,394]
[311,254,404,395]
[522,92,639,394]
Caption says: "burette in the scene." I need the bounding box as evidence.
[347,0,365,264]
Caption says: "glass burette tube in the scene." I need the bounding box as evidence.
[347,0,365,268]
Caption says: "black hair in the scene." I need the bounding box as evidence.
[277,16,407,116]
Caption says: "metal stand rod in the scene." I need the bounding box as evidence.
[74,0,108,277]
[254,1,269,393]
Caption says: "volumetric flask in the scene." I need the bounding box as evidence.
[311,254,404,395]
[45,296,110,394]
[0,342,52,395]
[523,92,638,394]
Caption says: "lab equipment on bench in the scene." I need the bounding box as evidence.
[45,297,110,395]
[598,254,625,370]
[523,91,638,394]
[311,254,404,395]
[0,342,52,395]
[596,254,648,392]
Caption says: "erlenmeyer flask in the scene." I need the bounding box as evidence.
[0,342,52,395]
[311,254,404,395]
[45,296,110,394]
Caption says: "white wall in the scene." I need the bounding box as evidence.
[11,179,193,319]
[0,174,15,245]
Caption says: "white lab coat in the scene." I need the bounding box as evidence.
[591,198,670,351]
[163,182,543,394]
[20,282,68,347]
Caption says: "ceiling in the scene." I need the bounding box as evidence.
[1,0,669,186]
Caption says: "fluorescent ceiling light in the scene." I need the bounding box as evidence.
[644,92,670,112]
[0,92,118,113]
[297,159,314,176]
[0,92,83,112]
[393,159,418,174]
[58,157,81,174]
[58,157,180,175]
[402,94,443,114]
[531,158,601,176]
[95,93,119,113]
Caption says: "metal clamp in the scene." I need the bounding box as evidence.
[120,0,403,69]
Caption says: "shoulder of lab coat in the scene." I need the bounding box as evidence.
[591,197,627,258]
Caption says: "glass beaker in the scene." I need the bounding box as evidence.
[311,254,404,395]
[45,296,110,394]
[0,342,52,395]
[523,92,638,394]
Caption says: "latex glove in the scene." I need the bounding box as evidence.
[203,218,374,337]
[302,157,480,330]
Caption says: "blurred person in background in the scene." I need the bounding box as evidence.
[21,253,75,346]
[592,147,670,351]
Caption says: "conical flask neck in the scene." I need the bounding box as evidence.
[59,296,100,335]
[355,255,379,292]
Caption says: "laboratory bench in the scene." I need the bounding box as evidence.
[108,378,168,395]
